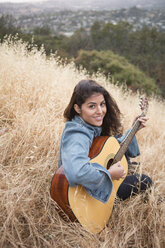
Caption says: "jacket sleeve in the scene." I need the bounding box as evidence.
[116,129,140,158]
[61,126,113,203]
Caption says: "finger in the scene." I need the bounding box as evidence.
[139,117,149,122]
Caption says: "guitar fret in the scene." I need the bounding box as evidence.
[113,110,146,164]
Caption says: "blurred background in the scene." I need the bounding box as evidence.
[0,0,165,97]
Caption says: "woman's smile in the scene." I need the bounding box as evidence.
[94,116,103,120]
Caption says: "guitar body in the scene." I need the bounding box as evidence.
[50,136,128,234]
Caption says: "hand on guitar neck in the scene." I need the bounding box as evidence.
[109,113,149,181]
[132,116,149,131]
[108,161,126,180]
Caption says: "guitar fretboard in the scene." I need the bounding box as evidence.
[113,111,145,164]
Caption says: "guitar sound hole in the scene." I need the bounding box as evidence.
[107,159,114,169]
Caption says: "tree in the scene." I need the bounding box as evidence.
[64,28,92,57]
[0,15,20,40]
[33,25,52,36]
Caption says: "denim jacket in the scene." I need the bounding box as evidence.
[58,115,140,203]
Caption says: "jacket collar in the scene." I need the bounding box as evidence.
[73,115,102,137]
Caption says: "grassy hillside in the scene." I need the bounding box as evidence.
[0,38,165,248]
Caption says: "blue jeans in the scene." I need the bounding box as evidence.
[117,174,152,200]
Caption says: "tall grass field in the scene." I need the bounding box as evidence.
[0,38,165,248]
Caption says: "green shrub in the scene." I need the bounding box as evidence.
[75,49,161,95]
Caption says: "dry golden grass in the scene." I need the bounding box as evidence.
[0,38,165,248]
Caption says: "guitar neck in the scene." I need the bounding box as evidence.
[113,112,145,163]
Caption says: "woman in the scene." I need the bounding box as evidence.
[58,79,152,203]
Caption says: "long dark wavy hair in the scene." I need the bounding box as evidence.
[64,79,123,136]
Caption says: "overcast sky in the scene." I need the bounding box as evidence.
[0,0,46,2]
[0,0,141,4]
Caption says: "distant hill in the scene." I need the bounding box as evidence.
[45,0,165,11]
[0,0,165,17]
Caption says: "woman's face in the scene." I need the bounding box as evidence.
[74,93,107,127]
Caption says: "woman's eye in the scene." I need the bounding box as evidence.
[89,105,95,109]
[101,102,106,106]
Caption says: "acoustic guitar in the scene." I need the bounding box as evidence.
[50,97,148,234]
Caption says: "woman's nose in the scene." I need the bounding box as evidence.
[96,106,102,113]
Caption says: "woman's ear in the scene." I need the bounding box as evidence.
[74,104,81,114]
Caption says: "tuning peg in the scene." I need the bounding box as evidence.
[139,96,148,113]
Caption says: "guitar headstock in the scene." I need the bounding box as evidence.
[139,96,148,116]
